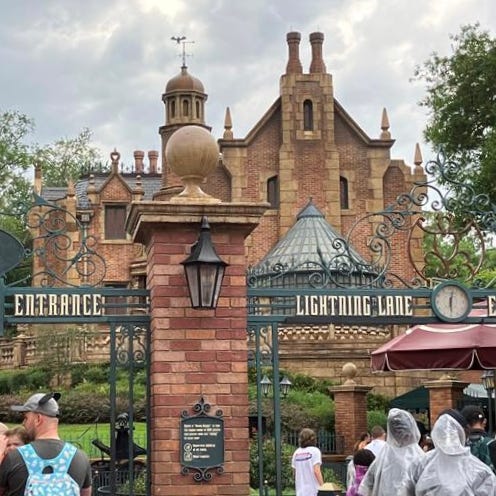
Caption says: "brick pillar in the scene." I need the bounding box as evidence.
[329,365,372,456]
[424,377,469,427]
[128,202,266,496]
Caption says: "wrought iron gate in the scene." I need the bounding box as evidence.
[0,194,151,496]
[247,152,496,495]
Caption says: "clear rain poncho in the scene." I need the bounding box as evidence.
[358,408,424,496]
[403,413,496,495]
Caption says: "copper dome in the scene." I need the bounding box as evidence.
[165,66,205,93]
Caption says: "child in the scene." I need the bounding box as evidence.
[346,448,375,496]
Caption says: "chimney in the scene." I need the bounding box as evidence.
[148,150,159,174]
[286,32,303,75]
[134,150,145,174]
[309,32,326,74]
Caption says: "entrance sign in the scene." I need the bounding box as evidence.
[180,397,224,482]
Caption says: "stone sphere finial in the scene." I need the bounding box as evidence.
[165,125,221,203]
[342,362,357,385]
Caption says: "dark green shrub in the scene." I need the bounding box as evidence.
[26,368,51,390]
[249,439,293,490]
[367,410,387,430]
[84,365,109,383]
[367,393,390,412]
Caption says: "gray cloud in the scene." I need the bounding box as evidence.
[0,0,494,168]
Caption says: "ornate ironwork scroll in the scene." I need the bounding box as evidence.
[247,151,496,291]
[180,397,224,482]
[0,193,106,287]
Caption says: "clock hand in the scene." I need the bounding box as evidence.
[449,291,453,312]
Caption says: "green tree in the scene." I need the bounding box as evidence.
[414,24,496,202]
[34,127,103,186]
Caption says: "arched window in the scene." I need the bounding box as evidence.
[182,99,189,116]
[340,176,349,209]
[170,100,176,119]
[267,176,279,208]
[196,101,200,118]
[303,100,313,131]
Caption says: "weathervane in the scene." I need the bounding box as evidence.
[171,35,195,68]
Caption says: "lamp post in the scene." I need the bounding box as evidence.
[258,368,292,495]
[481,370,495,434]
[182,216,228,309]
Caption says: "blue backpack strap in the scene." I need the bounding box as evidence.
[18,442,78,475]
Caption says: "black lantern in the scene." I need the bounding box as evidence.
[182,217,228,309]
[481,370,495,435]
[280,376,293,398]
[260,375,272,397]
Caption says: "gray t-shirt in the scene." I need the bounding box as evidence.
[0,439,92,496]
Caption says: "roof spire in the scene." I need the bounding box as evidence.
[414,142,423,166]
[223,107,233,140]
[380,108,391,139]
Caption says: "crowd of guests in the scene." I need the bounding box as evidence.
[345,405,496,495]
[292,404,496,496]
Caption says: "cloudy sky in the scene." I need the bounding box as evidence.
[0,0,495,171]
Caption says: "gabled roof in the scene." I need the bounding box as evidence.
[42,174,162,209]
[219,97,394,148]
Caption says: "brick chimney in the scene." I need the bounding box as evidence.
[309,32,326,74]
[148,150,159,174]
[134,150,145,174]
[286,31,303,74]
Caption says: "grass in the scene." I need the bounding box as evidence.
[56,422,147,460]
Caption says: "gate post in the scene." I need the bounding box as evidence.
[424,376,469,427]
[328,363,372,456]
[127,125,267,495]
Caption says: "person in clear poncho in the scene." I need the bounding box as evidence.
[358,408,424,496]
[403,410,496,495]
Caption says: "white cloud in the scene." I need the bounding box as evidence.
[0,0,494,167]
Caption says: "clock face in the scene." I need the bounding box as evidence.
[432,283,471,322]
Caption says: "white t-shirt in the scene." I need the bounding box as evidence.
[366,438,386,457]
[291,445,322,496]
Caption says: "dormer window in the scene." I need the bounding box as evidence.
[303,100,314,131]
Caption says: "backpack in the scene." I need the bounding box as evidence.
[468,434,496,473]
[18,442,79,496]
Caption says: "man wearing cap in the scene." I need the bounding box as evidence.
[461,404,496,472]
[0,392,92,496]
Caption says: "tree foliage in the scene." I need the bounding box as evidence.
[414,24,496,202]
[34,127,103,186]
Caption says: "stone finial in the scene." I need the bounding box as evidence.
[414,142,423,167]
[286,31,303,74]
[148,150,159,174]
[110,149,120,174]
[133,174,144,200]
[223,107,233,140]
[34,162,42,194]
[67,179,75,197]
[309,32,326,74]
[87,173,96,194]
[165,125,221,203]
[134,150,145,174]
[342,362,358,385]
[380,108,391,139]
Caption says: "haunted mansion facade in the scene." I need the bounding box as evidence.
[23,32,434,397]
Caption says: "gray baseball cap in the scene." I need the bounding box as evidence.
[11,392,61,418]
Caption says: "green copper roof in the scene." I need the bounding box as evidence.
[250,199,376,288]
